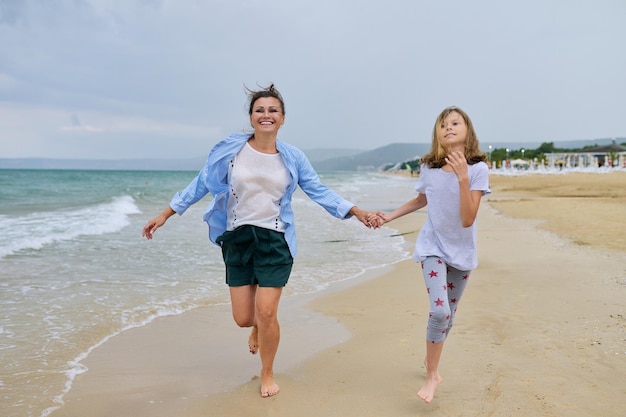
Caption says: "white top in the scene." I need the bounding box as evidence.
[226,142,290,232]
[413,161,491,270]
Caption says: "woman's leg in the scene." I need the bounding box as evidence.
[255,286,283,397]
[229,285,257,326]
[229,285,283,397]
[229,285,258,353]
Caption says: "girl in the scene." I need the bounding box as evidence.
[369,106,490,403]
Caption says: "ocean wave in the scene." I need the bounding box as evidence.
[0,195,141,259]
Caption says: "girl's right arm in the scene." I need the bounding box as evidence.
[376,193,427,224]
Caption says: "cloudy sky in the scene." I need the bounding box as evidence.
[1,0,624,159]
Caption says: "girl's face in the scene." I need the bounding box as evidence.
[250,97,285,135]
[438,111,468,151]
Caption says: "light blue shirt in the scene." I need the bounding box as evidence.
[169,133,356,257]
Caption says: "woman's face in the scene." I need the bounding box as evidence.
[250,97,285,135]
[438,111,468,150]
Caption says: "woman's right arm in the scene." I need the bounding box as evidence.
[143,172,210,240]
[142,206,177,240]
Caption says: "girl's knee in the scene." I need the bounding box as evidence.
[429,309,451,325]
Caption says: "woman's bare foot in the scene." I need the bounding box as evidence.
[417,373,443,403]
[248,326,258,354]
[260,371,280,398]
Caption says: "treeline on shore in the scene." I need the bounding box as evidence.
[385,140,626,173]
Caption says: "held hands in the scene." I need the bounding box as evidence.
[368,211,387,228]
[350,207,385,229]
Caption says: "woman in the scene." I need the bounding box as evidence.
[369,106,490,403]
[142,84,374,398]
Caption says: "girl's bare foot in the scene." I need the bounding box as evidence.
[249,326,258,354]
[260,371,280,398]
[417,373,443,403]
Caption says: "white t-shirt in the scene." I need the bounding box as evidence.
[413,161,491,270]
[226,142,290,232]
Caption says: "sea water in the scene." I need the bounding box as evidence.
[0,169,416,417]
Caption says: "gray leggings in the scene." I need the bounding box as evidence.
[421,257,471,343]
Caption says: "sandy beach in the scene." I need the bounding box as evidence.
[51,171,626,417]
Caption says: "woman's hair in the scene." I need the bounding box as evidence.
[421,106,486,168]
[246,83,285,115]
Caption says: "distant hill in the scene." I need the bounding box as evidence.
[309,143,430,171]
[1,138,622,171]
[302,148,365,162]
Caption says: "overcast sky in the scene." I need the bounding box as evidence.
[1,0,624,159]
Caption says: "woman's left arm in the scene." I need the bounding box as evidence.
[292,149,364,221]
[348,205,374,228]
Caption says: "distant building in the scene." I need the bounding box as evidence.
[545,140,626,168]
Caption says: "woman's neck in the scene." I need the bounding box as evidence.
[248,133,278,154]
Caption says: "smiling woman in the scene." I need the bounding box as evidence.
[141,84,378,399]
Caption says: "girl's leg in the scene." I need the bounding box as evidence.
[444,266,471,337]
[421,257,451,344]
[418,257,450,403]
[418,340,444,403]
[417,260,473,403]
[255,286,283,397]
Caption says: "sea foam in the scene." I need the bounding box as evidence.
[0,195,140,258]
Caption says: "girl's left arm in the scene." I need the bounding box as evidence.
[458,186,483,228]
[446,151,483,228]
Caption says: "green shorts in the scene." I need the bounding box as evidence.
[216,225,293,288]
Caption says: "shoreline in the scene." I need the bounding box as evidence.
[51,172,626,417]
[49,257,412,417]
